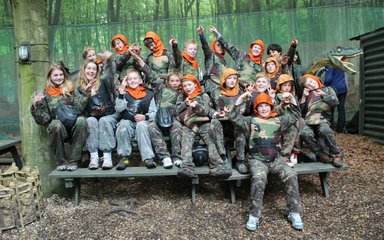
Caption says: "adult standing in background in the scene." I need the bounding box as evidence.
[324,66,348,133]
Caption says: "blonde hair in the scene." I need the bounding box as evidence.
[82,46,96,60]
[78,59,100,92]
[46,62,73,96]
[166,70,183,82]
[184,39,198,49]
[255,72,270,82]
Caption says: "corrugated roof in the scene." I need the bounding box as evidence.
[350,27,384,41]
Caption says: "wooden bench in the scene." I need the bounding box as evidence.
[49,161,348,205]
[226,162,349,203]
[0,137,22,169]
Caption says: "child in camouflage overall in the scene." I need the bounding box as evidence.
[210,68,248,174]
[228,91,304,231]
[176,74,231,178]
[31,62,88,171]
[300,74,344,167]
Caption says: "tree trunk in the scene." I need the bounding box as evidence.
[11,0,60,197]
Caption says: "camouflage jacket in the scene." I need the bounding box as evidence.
[78,57,116,118]
[145,49,176,75]
[199,34,227,94]
[175,93,216,130]
[217,36,262,87]
[210,88,246,119]
[300,86,338,125]
[30,88,89,126]
[228,103,300,162]
[172,43,201,82]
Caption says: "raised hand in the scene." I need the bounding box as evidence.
[197,25,204,35]
[267,86,276,99]
[85,78,97,93]
[169,36,177,46]
[209,25,220,36]
[98,45,113,60]
[119,76,128,94]
[33,92,45,107]
[291,37,298,47]
[246,83,255,93]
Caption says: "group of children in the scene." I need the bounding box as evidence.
[31,25,346,232]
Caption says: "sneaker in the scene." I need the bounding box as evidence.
[332,155,344,167]
[162,157,173,169]
[246,214,260,231]
[88,152,99,170]
[56,164,67,171]
[116,157,129,170]
[317,152,333,163]
[102,152,113,170]
[290,152,298,165]
[236,160,249,174]
[288,212,304,230]
[286,159,294,167]
[67,162,78,171]
[173,159,182,168]
[144,158,157,169]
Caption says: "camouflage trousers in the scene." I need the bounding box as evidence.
[148,119,182,161]
[47,117,88,166]
[181,121,225,170]
[249,157,301,217]
[300,122,341,155]
[99,114,155,160]
[281,117,305,156]
[210,119,226,156]
[222,120,246,161]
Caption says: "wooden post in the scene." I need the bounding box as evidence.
[11,0,62,196]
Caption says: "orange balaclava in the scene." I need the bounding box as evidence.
[276,74,295,94]
[220,68,240,97]
[301,74,324,89]
[111,34,129,55]
[264,57,280,79]
[248,39,265,65]
[182,74,202,100]
[144,31,166,57]
[210,38,225,58]
[253,92,278,119]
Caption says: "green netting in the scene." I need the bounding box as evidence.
[0,5,383,136]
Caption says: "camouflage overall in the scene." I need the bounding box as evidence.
[300,86,342,156]
[172,44,201,83]
[228,103,302,217]
[30,90,89,166]
[217,37,262,87]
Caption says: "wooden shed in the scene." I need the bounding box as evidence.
[350,27,384,144]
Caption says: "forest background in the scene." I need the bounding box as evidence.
[0,0,383,138]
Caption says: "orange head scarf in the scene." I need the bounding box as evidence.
[220,68,240,97]
[181,52,198,70]
[45,85,74,97]
[276,74,295,94]
[182,74,202,100]
[210,38,225,58]
[264,57,280,79]
[301,74,324,89]
[111,34,129,55]
[125,85,147,99]
[144,31,166,57]
[96,58,103,65]
[253,92,278,119]
[248,39,265,65]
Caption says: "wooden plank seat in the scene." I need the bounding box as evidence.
[0,137,22,169]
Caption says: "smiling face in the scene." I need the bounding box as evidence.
[182,80,197,95]
[266,61,277,74]
[144,39,156,52]
[184,43,198,58]
[304,78,319,90]
[50,69,65,86]
[113,38,125,51]
[251,44,262,57]
[225,74,238,89]
[281,81,293,93]
[86,50,96,61]
[256,103,271,118]
[84,62,98,81]
[126,71,142,89]
[215,41,223,54]
[167,74,181,90]
[255,77,269,92]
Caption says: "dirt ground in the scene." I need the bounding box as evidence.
[1,133,383,239]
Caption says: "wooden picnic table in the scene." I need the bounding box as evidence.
[0,137,22,169]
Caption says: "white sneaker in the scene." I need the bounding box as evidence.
[286,159,294,167]
[173,159,182,167]
[288,212,304,230]
[102,152,113,170]
[290,152,298,165]
[162,157,173,169]
[246,214,260,231]
[88,152,99,170]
